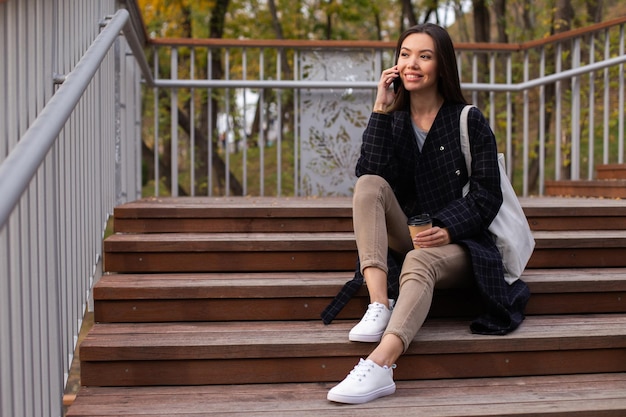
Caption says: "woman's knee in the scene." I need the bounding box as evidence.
[354,175,391,205]
[399,250,437,288]
[354,175,388,195]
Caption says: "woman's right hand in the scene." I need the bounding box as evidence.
[373,65,400,113]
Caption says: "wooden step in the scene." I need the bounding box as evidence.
[529,230,626,267]
[103,229,626,273]
[544,179,626,199]
[520,196,626,230]
[66,373,626,417]
[111,196,626,234]
[92,268,626,323]
[113,196,353,233]
[103,232,357,273]
[79,314,626,386]
[597,163,626,180]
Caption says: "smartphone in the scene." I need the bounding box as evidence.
[393,76,402,93]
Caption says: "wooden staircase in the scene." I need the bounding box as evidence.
[66,196,626,416]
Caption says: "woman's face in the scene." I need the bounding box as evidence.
[397,33,439,94]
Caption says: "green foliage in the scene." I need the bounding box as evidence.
[137,0,623,197]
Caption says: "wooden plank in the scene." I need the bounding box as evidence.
[114,217,354,233]
[79,348,626,386]
[93,297,366,323]
[66,373,626,416]
[521,268,626,292]
[104,232,357,252]
[597,163,626,180]
[113,196,353,219]
[103,247,626,272]
[545,180,626,199]
[93,271,357,298]
[79,315,626,362]
[91,269,626,322]
[531,230,626,248]
[103,251,357,273]
[103,230,626,271]
[93,269,626,299]
[519,196,626,212]
[527,216,626,231]
[525,292,626,315]
[103,230,626,252]
[94,290,626,323]
[519,197,626,231]
[113,196,626,233]
[528,248,626,268]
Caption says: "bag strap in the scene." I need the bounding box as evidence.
[460,105,474,196]
[460,104,474,176]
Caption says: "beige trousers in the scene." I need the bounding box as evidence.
[353,175,473,351]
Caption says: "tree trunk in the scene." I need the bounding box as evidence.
[493,0,508,43]
[176,105,243,196]
[587,0,604,23]
[200,0,233,195]
[472,0,490,110]
[401,0,417,30]
[555,0,574,181]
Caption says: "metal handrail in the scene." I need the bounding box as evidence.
[0,9,130,230]
[123,14,154,86]
[151,53,626,91]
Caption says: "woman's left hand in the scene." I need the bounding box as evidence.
[413,227,451,248]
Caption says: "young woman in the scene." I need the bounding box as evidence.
[327,23,530,405]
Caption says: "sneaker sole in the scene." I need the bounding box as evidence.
[327,383,396,404]
[348,331,383,343]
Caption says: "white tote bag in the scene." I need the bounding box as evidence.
[460,105,535,284]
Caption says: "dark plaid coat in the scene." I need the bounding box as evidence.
[322,103,530,335]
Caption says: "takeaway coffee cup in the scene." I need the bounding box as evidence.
[407,214,432,249]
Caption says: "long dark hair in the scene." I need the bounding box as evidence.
[389,23,467,112]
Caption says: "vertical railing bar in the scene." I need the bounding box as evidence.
[152,46,159,196]
[471,53,478,105]
[207,49,213,196]
[276,48,282,196]
[242,48,248,196]
[488,53,495,131]
[506,54,512,179]
[588,34,595,180]
[619,24,625,163]
[170,47,179,196]
[539,47,546,195]
[294,49,299,196]
[603,29,610,164]
[555,42,562,180]
[259,48,265,196]
[190,48,196,196]
[456,51,462,83]
[523,50,529,196]
[571,37,581,180]
[25,2,37,413]
[225,49,230,196]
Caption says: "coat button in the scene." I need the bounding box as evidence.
[455,170,461,176]
[440,146,445,151]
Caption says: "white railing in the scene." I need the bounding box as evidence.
[0,2,145,416]
[145,17,626,198]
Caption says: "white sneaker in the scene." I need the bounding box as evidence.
[327,358,396,404]
[348,301,393,342]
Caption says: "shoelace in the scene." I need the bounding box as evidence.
[348,359,396,381]
[348,359,374,381]
[361,302,387,323]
